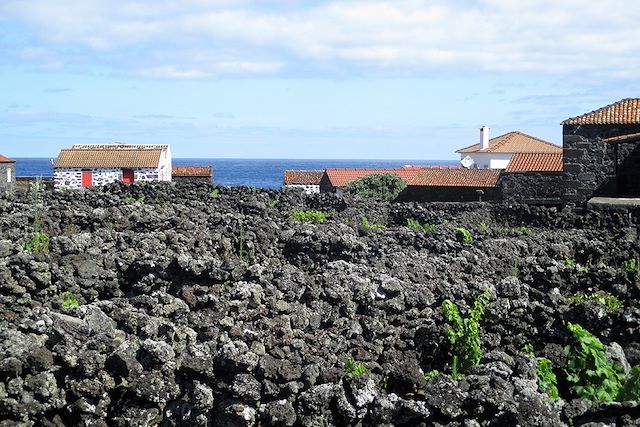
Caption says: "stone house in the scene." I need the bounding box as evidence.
[562,98,640,206]
[0,154,16,194]
[399,168,502,202]
[457,127,561,169]
[53,143,171,190]
[500,153,563,204]
[172,166,213,185]
[282,170,323,194]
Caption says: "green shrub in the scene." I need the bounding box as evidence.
[124,196,145,204]
[455,227,473,242]
[407,218,434,232]
[344,173,406,202]
[62,291,80,308]
[290,210,326,223]
[570,292,622,312]
[564,322,624,402]
[360,216,386,230]
[536,358,559,400]
[345,357,370,376]
[442,289,491,378]
[210,188,220,198]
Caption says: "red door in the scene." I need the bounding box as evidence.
[122,169,134,184]
[81,171,93,188]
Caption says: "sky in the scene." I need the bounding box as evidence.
[1,0,639,160]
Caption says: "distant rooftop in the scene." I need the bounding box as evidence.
[505,152,563,173]
[54,148,163,169]
[172,166,212,177]
[562,98,640,125]
[409,168,501,187]
[457,131,561,154]
[0,154,15,163]
[283,170,323,185]
[324,167,428,188]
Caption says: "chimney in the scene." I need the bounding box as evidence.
[480,126,489,151]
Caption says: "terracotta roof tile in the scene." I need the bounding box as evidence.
[603,132,640,143]
[0,154,15,163]
[283,170,324,185]
[54,148,163,168]
[505,153,563,173]
[409,168,501,187]
[562,99,640,125]
[324,167,429,188]
[172,166,212,177]
[456,131,561,154]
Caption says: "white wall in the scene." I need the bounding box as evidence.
[159,146,172,181]
[462,153,513,169]
[284,184,320,194]
[55,167,163,189]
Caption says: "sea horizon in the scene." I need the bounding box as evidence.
[14,157,460,189]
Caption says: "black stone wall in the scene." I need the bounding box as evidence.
[172,176,213,185]
[500,172,563,204]
[397,185,502,202]
[0,163,15,194]
[563,124,640,206]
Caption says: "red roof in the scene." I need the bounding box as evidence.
[0,154,15,163]
[457,131,561,154]
[172,166,212,177]
[409,168,501,187]
[324,166,428,188]
[505,153,563,173]
[562,99,640,125]
[283,170,324,185]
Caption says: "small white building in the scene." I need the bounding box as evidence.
[283,170,323,194]
[457,127,561,169]
[53,143,171,190]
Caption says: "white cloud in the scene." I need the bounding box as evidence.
[2,0,640,77]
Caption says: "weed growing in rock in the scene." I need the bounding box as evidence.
[360,216,386,230]
[290,210,326,223]
[623,255,640,273]
[511,259,520,278]
[564,322,624,402]
[442,289,491,379]
[23,176,50,254]
[620,366,640,401]
[124,196,145,204]
[536,358,559,400]
[479,222,490,233]
[62,291,80,308]
[406,218,434,232]
[269,199,279,208]
[564,257,575,267]
[522,343,534,355]
[570,292,622,312]
[209,189,220,198]
[455,227,473,242]
[423,370,441,383]
[345,357,370,376]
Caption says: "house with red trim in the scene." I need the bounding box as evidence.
[53,143,171,190]
[283,170,323,194]
[0,154,16,194]
[457,127,561,169]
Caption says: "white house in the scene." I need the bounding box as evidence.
[457,127,561,169]
[53,143,171,190]
[283,170,323,194]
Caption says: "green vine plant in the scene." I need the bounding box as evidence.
[454,227,473,242]
[441,289,491,379]
[360,216,386,230]
[569,292,622,313]
[345,356,370,376]
[62,291,80,308]
[564,322,625,402]
[290,210,326,223]
[623,255,640,273]
[536,357,559,400]
[406,218,435,232]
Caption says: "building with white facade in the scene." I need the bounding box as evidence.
[283,170,323,194]
[0,154,16,194]
[53,143,171,190]
[457,127,561,169]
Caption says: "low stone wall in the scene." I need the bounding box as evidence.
[500,172,563,204]
[397,185,502,202]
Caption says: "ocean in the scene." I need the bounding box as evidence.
[15,158,459,190]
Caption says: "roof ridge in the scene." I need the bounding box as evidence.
[562,98,640,125]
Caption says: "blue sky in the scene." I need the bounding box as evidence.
[1,0,639,159]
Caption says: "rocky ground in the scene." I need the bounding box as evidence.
[1,181,640,426]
